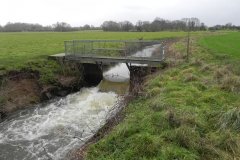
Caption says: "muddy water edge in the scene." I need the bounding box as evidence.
[0,62,85,121]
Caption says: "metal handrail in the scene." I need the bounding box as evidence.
[64,39,164,59]
[64,39,162,43]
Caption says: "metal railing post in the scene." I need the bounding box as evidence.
[124,42,127,57]
[64,41,67,56]
[73,40,76,56]
[91,41,93,55]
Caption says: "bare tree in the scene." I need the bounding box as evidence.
[200,23,207,31]
[52,22,71,32]
[225,23,232,29]
[82,24,91,30]
[182,17,201,31]
[43,25,53,31]
[101,21,120,31]
[119,21,134,31]
[142,21,151,32]
[136,20,143,32]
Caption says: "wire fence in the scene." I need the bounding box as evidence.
[64,40,164,59]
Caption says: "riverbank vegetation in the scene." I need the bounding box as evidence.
[85,32,240,159]
[0,31,188,119]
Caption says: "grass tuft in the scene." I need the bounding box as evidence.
[129,133,161,158]
[213,67,232,80]
[149,98,171,112]
[190,58,204,66]
[147,87,161,97]
[220,75,240,93]
[183,73,199,82]
[200,64,212,72]
[219,107,240,131]
[161,144,200,160]
[211,131,240,156]
[167,110,181,128]
[163,125,202,150]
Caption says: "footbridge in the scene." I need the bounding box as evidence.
[50,40,166,67]
[49,40,167,86]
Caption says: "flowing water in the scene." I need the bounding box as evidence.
[0,88,119,160]
[0,44,162,160]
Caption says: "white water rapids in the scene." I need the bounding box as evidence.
[0,43,162,160]
[0,87,119,160]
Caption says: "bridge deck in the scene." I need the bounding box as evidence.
[49,53,165,67]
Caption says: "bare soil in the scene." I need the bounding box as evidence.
[2,78,41,113]
[0,70,83,121]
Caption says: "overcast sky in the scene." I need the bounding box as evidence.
[0,0,239,27]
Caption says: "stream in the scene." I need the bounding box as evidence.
[0,44,162,160]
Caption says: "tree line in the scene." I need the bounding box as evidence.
[209,23,240,31]
[0,22,100,32]
[0,18,239,32]
[102,18,207,32]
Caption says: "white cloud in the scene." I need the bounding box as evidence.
[0,0,239,26]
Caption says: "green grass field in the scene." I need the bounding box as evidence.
[198,31,240,74]
[0,31,187,70]
[86,32,240,159]
[199,32,240,59]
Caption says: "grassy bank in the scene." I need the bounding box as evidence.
[85,32,240,159]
